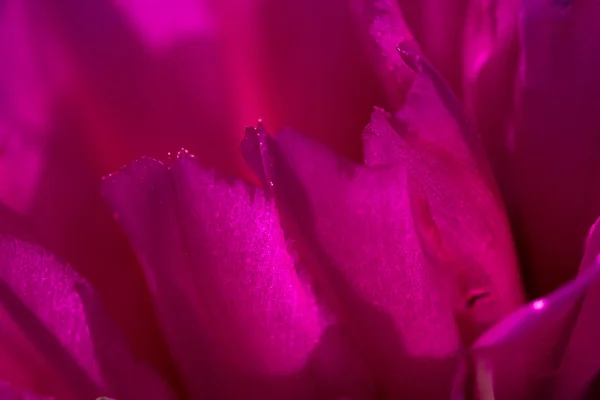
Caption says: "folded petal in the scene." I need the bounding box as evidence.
[102,156,369,399]
[554,216,600,399]
[472,218,600,400]
[246,127,461,397]
[0,236,174,400]
[362,49,524,342]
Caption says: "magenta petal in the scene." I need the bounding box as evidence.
[102,156,369,399]
[553,216,600,399]
[0,381,53,400]
[363,68,524,341]
[472,254,600,400]
[252,128,461,397]
[0,236,173,400]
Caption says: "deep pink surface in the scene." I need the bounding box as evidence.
[2,0,600,399]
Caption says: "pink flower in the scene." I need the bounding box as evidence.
[2,0,600,399]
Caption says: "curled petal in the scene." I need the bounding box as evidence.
[246,127,461,397]
[0,236,173,400]
[472,217,600,399]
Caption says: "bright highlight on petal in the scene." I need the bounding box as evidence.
[532,299,545,311]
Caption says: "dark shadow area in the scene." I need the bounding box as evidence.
[257,0,388,164]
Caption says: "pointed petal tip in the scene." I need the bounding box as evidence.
[241,123,273,188]
[396,42,423,73]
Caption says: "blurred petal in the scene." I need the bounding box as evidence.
[462,0,521,231]
[0,0,54,213]
[0,236,174,400]
[102,156,369,399]
[113,0,216,51]
[554,216,600,399]
[0,203,34,241]
[0,0,173,380]
[472,216,600,400]
[469,0,600,295]
[0,382,52,400]
[362,47,524,342]
[472,266,597,400]
[581,217,600,272]
[355,0,469,97]
[246,127,461,397]
[463,0,519,87]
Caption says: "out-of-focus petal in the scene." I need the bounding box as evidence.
[471,266,598,400]
[469,0,600,295]
[0,0,173,381]
[246,127,461,398]
[0,0,55,213]
[0,381,53,400]
[252,0,387,163]
[461,0,521,232]
[0,203,34,242]
[579,217,600,273]
[472,216,600,400]
[554,215,600,399]
[102,156,369,399]
[362,48,524,342]
[463,0,519,87]
[0,236,174,400]
[113,0,216,52]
